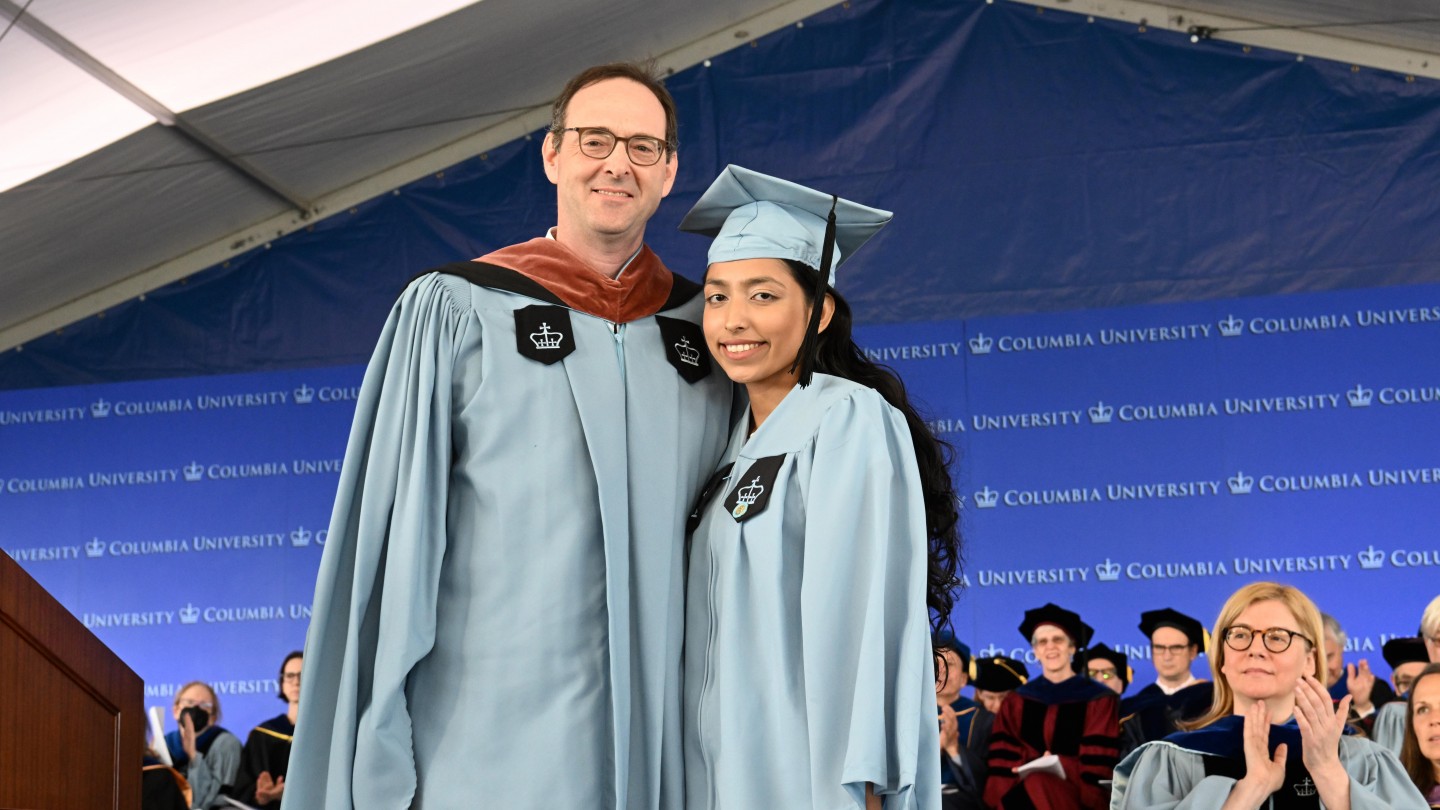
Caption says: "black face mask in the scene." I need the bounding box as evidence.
[180,706,210,733]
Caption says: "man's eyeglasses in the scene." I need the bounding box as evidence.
[1152,644,1194,657]
[1222,626,1312,654]
[1087,669,1120,681]
[557,127,668,166]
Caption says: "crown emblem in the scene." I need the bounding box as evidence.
[290,527,313,547]
[1346,384,1373,407]
[1293,777,1316,798]
[732,476,765,518]
[90,399,112,418]
[674,337,701,367]
[1095,558,1121,581]
[293,384,315,404]
[967,333,994,355]
[179,603,201,624]
[1358,545,1384,569]
[183,462,205,482]
[974,487,999,509]
[1088,401,1114,424]
[1227,471,1254,495]
[1218,315,1244,337]
[85,537,106,558]
[530,323,564,350]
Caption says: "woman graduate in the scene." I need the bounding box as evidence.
[678,165,961,809]
[983,603,1121,810]
[1112,582,1428,810]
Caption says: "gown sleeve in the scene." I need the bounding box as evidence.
[284,273,475,809]
[796,390,939,809]
[1338,736,1432,810]
[1110,742,1234,810]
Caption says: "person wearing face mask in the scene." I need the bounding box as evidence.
[1398,663,1440,807]
[164,681,242,810]
[1112,582,1428,810]
[230,652,302,808]
[984,603,1121,810]
[678,165,961,809]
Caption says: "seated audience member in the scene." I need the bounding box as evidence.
[232,651,302,808]
[1325,612,1399,722]
[972,654,1029,715]
[1121,608,1215,752]
[1112,582,1428,810]
[936,633,990,810]
[1376,596,1440,755]
[1086,643,1130,696]
[1399,663,1440,807]
[163,681,243,809]
[984,603,1121,810]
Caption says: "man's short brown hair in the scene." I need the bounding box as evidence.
[549,61,678,158]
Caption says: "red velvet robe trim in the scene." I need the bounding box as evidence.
[475,237,674,324]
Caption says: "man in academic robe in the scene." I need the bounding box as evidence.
[984,603,1121,810]
[1322,612,1398,726]
[972,654,1029,716]
[1369,636,1432,753]
[1119,608,1215,752]
[1085,643,1131,697]
[936,633,990,809]
[285,63,733,809]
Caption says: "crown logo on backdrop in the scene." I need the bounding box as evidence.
[1227,471,1255,495]
[1346,384,1373,407]
[293,385,315,404]
[1095,558,1122,581]
[731,476,765,518]
[974,487,999,509]
[674,337,701,367]
[967,334,994,355]
[531,323,564,351]
[85,537,106,558]
[183,462,205,482]
[179,603,201,624]
[90,399,112,418]
[1358,545,1385,569]
[1218,315,1244,337]
[290,527,313,547]
[1293,778,1316,798]
[1088,402,1114,424]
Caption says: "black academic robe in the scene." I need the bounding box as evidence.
[1119,681,1214,755]
[231,714,295,808]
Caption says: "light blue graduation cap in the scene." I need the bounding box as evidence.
[677,165,892,271]
[678,165,893,386]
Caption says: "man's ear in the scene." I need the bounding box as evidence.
[660,150,678,197]
[541,133,560,184]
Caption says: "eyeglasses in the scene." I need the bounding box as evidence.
[1222,626,1312,654]
[1153,644,1194,657]
[557,127,668,166]
[177,699,214,710]
[1088,669,1119,681]
[282,672,302,682]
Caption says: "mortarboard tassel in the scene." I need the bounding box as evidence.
[792,196,838,388]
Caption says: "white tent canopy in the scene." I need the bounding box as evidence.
[3,0,1439,354]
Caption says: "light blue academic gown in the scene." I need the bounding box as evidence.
[286,269,732,808]
[684,374,941,810]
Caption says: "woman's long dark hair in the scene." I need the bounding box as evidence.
[786,261,964,652]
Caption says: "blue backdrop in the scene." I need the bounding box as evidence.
[3,0,1439,736]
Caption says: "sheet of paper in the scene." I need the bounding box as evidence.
[1015,752,1064,780]
[147,706,172,766]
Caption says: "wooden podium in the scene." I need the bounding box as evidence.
[0,552,142,810]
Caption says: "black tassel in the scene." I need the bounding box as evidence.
[791,196,838,388]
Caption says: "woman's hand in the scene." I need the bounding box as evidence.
[1295,674,1351,810]
[1231,700,1286,808]
[255,772,285,804]
[180,713,199,760]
